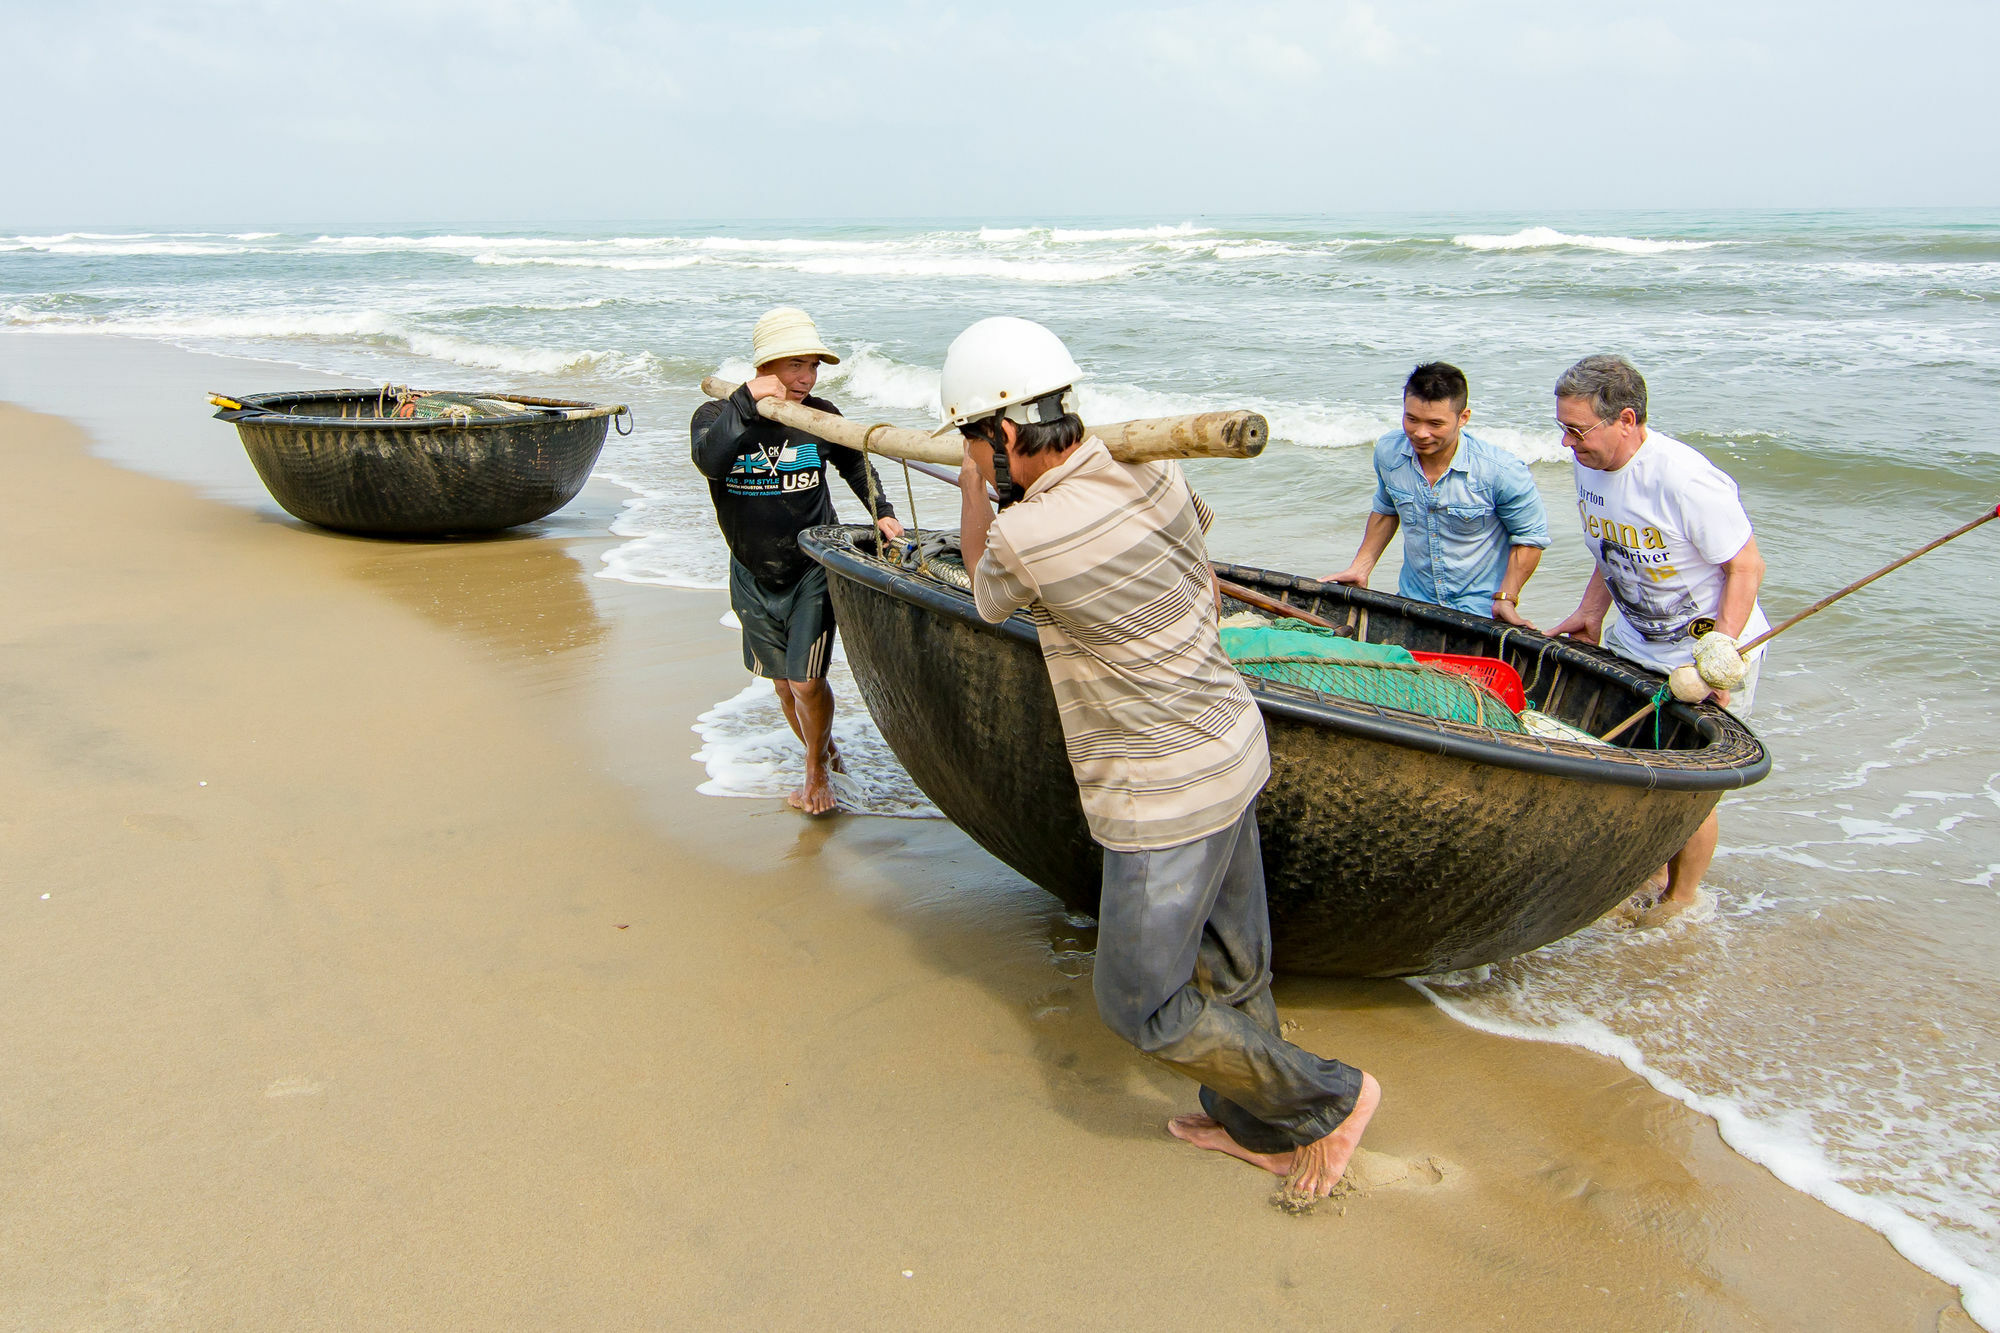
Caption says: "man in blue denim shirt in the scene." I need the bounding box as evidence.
[1322,363,1550,625]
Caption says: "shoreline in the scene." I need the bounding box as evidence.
[0,332,1975,1329]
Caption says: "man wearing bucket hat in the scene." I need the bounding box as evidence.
[692,307,903,816]
[949,315,1378,1204]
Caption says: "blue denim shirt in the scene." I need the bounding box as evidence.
[1371,430,1550,614]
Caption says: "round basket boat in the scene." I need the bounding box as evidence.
[213,389,630,536]
[803,525,1772,978]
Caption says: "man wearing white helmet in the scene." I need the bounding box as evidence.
[692,307,903,815]
[949,316,1379,1202]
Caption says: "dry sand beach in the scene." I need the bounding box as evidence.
[0,339,1973,1330]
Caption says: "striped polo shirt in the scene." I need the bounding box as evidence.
[972,437,1270,852]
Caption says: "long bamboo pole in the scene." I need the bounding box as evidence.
[700,377,1266,467]
[1598,502,2000,744]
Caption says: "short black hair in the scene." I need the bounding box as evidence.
[962,406,1085,458]
[1404,362,1469,412]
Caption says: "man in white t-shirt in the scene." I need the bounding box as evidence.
[1549,355,1768,921]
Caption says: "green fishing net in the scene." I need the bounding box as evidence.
[1221,620,1524,732]
[896,543,1521,732]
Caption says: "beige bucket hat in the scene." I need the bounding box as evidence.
[751,307,840,368]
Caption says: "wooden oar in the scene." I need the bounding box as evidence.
[700,377,1266,468]
[1215,576,1340,628]
[1599,501,2000,744]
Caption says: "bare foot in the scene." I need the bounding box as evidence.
[1167,1071,1382,1204]
[1281,1073,1381,1203]
[1633,896,1693,930]
[792,770,838,816]
[826,742,847,775]
[1168,1114,1296,1176]
[1643,865,1670,900]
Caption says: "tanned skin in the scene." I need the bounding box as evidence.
[745,355,905,815]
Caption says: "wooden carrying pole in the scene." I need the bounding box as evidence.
[1599,502,2000,744]
[700,378,1266,467]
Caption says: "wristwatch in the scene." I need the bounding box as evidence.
[1493,592,1518,604]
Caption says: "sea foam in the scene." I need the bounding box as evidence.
[474,253,704,271]
[813,346,1570,462]
[1454,226,1722,255]
[1410,975,2000,1331]
[978,223,1214,244]
[691,655,938,818]
[7,238,254,257]
[3,305,676,382]
[754,254,1138,283]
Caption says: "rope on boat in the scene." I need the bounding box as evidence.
[858,423,931,575]
[899,456,923,562]
[1520,634,1557,703]
[1493,625,1526,706]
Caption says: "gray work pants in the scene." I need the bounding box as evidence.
[1094,800,1363,1154]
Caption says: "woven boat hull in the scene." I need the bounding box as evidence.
[803,525,1770,978]
[219,390,620,536]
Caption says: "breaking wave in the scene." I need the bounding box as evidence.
[1454,226,1724,255]
[807,346,1567,462]
[475,254,704,271]
[753,255,1138,282]
[978,223,1214,244]
[1,307,673,380]
[3,236,255,257]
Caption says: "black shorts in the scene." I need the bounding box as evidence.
[729,558,835,681]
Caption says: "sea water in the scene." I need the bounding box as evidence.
[5,213,1997,1323]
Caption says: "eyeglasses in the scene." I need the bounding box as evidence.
[1554,416,1616,444]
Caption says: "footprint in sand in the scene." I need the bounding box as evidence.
[1277,1149,1460,1214]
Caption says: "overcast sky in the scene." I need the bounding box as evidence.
[4,0,1995,227]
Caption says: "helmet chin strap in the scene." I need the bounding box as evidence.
[983,389,1071,509]
[990,439,1023,510]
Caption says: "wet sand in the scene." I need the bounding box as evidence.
[0,343,1972,1329]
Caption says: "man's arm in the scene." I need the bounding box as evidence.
[1550,566,1612,644]
[960,449,1037,624]
[959,452,995,590]
[690,385,766,480]
[1688,536,1767,708]
[1321,511,1399,587]
[1489,458,1550,626]
[1491,545,1543,628]
[1714,536,1765,641]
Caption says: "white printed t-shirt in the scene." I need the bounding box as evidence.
[1573,431,1769,674]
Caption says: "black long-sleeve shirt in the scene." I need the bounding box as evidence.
[691,386,896,592]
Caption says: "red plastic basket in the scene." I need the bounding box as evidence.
[1411,651,1528,712]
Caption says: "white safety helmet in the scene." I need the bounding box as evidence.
[937,316,1083,431]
